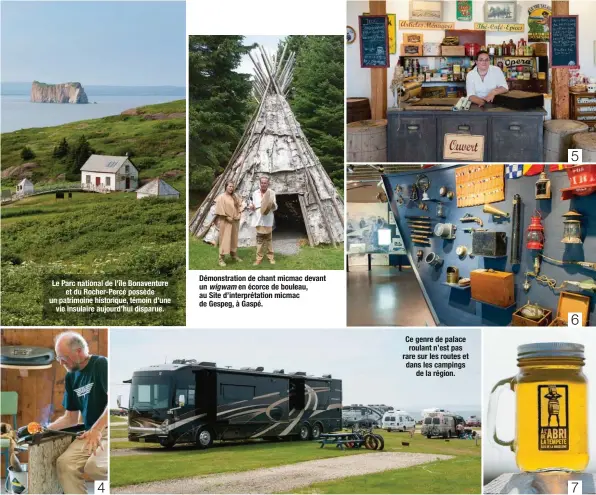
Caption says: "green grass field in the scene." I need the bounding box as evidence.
[1,101,186,325]
[109,427,481,492]
[189,237,344,270]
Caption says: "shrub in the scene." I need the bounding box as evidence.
[21,146,36,160]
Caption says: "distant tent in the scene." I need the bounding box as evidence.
[136,178,180,200]
[188,43,344,248]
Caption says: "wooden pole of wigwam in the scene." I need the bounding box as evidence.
[551,0,570,120]
[369,0,387,120]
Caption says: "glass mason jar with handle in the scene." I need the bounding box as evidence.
[488,342,589,472]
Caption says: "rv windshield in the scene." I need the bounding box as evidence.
[130,375,172,410]
[424,417,432,424]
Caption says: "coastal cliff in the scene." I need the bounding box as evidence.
[30,81,89,104]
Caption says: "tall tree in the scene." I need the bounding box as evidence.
[283,36,344,191]
[69,135,94,175]
[188,36,254,192]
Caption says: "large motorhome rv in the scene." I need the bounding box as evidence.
[341,404,391,428]
[123,360,342,449]
[421,410,466,438]
[381,410,415,432]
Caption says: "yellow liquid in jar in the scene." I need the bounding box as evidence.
[515,362,589,472]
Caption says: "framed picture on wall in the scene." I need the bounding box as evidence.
[484,1,517,23]
[347,26,356,44]
[409,0,443,22]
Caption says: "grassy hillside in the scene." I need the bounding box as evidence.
[1,101,186,325]
[1,99,186,188]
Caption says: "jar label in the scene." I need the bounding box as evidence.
[538,384,569,450]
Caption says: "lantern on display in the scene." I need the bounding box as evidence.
[526,211,545,250]
[535,171,551,200]
[562,210,583,244]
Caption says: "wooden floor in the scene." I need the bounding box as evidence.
[347,266,436,327]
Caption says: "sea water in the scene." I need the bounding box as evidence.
[1,90,185,133]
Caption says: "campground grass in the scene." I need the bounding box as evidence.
[189,237,344,270]
[109,428,481,491]
[1,101,186,325]
[291,455,481,494]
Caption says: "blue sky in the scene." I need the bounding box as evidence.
[1,1,186,86]
[109,328,481,412]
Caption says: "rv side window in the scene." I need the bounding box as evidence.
[175,385,196,406]
[433,418,440,424]
[389,416,395,422]
[221,384,255,401]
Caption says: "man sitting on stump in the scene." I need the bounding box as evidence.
[48,331,108,494]
[249,176,277,265]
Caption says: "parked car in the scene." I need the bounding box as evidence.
[465,415,481,427]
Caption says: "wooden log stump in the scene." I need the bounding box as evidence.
[28,435,74,494]
[347,119,388,162]
[571,132,596,162]
[544,120,589,161]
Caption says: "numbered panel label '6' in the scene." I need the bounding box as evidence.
[488,343,589,472]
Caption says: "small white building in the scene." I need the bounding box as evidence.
[16,179,34,196]
[136,178,180,200]
[80,154,139,191]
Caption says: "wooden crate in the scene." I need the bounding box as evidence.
[570,91,596,129]
[512,306,553,326]
[401,43,423,56]
[441,45,466,56]
[403,33,423,44]
[549,291,591,326]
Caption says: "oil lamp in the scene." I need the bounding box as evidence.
[526,211,545,250]
[562,210,583,244]
[535,171,551,200]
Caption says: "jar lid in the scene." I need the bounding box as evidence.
[518,342,584,359]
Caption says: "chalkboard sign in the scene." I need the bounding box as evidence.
[359,15,390,68]
[550,15,579,68]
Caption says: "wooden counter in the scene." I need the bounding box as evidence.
[387,103,547,162]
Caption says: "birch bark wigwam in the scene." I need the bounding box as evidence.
[189,43,344,248]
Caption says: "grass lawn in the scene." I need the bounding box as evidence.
[189,237,344,270]
[109,429,481,490]
[291,456,481,494]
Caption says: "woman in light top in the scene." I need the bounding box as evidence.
[466,51,509,107]
[214,181,243,267]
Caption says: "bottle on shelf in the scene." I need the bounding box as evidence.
[502,40,508,56]
[509,39,516,56]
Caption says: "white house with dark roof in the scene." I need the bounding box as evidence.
[16,178,34,196]
[80,154,139,191]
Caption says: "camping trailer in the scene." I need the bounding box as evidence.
[381,410,416,432]
[125,360,342,448]
[421,411,466,438]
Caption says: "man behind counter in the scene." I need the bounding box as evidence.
[47,331,108,494]
[466,51,509,106]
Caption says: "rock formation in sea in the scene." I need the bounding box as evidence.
[30,81,89,104]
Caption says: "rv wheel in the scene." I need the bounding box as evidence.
[311,423,322,440]
[299,424,312,441]
[196,427,214,449]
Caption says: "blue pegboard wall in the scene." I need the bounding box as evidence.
[384,165,596,327]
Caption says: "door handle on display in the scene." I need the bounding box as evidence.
[407,125,420,130]
[458,125,470,132]
[509,125,521,131]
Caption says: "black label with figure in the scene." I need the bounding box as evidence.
[538,384,569,450]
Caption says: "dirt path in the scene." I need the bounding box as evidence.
[113,452,453,493]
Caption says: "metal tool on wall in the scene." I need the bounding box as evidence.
[436,202,446,218]
[460,213,483,227]
[483,204,510,218]
[417,174,431,201]
[425,252,443,267]
[446,266,460,284]
[434,223,457,239]
[510,194,522,265]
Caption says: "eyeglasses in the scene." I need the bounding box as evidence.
[478,58,490,62]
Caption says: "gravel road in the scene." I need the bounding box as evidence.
[113,452,453,494]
